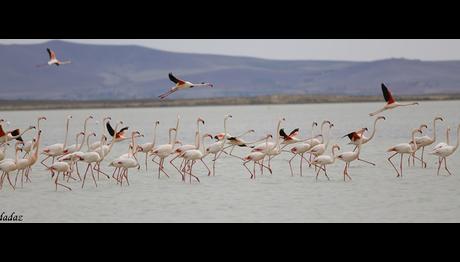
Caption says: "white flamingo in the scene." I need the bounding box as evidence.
[430,124,460,176]
[137,121,160,171]
[306,120,334,157]
[170,118,206,179]
[89,116,111,150]
[41,115,72,168]
[409,116,443,168]
[0,142,23,191]
[180,133,213,183]
[150,116,180,179]
[48,161,72,191]
[337,139,364,182]
[204,115,232,176]
[242,134,273,179]
[369,83,419,116]
[387,128,423,177]
[251,118,286,169]
[158,73,214,99]
[23,116,46,157]
[311,144,341,181]
[113,131,142,186]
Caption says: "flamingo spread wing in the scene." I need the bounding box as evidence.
[168,73,185,85]
[116,127,129,138]
[279,128,289,139]
[0,125,5,137]
[342,131,362,141]
[381,83,395,104]
[289,128,299,137]
[106,122,115,137]
[47,48,56,60]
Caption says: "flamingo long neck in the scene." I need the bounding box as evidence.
[320,122,328,143]
[263,136,270,155]
[77,133,85,151]
[368,118,382,142]
[311,123,316,142]
[398,102,418,107]
[63,118,71,149]
[172,117,180,148]
[129,133,136,158]
[32,132,42,161]
[411,131,418,152]
[222,117,229,145]
[236,130,253,138]
[81,117,91,147]
[453,125,460,153]
[194,132,200,149]
[15,146,20,163]
[275,119,282,150]
[86,135,94,152]
[432,118,440,142]
[331,147,339,163]
[324,125,331,149]
[152,123,158,145]
[446,128,451,145]
[16,127,33,139]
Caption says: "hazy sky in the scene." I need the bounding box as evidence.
[1,39,460,61]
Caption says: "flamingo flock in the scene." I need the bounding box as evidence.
[0,48,458,192]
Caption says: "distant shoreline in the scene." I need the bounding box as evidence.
[1,94,460,111]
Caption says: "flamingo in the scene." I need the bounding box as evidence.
[149,116,180,179]
[62,132,85,155]
[23,130,43,184]
[89,116,111,150]
[306,121,334,158]
[430,124,460,176]
[310,144,341,181]
[106,120,129,142]
[369,83,419,116]
[170,118,204,179]
[432,126,451,153]
[158,72,214,99]
[387,128,423,177]
[0,144,7,161]
[114,131,142,186]
[242,134,273,179]
[41,115,72,168]
[0,119,36,144]
[36,48,71,67]
[251,118,286,169]
[180,133,213,183]
[409,116,444,168]
[109,144,140,184]
[79,133,105,188]
[204,115,232,176]
[287,121,322,176]
[337,138,364,182]
[48,161,73,191]
[0,142,22,191]
[215,129,256,159]
[23,116,46,157]
[137,121,160,171]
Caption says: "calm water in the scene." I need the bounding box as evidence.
[1,101,460,222]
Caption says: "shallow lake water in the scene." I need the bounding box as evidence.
[1,100,459,222]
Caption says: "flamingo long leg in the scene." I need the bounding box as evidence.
[387,152,400,177]
[444,158,452,176]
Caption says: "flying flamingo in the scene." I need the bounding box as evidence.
[409,116,444,168]
[0,142,23,191]
[150,116,180,179]
[158,72,214,99]
[337,139,364,182]
[41,115,72,168]
[36,48,71,67]
[204,115,232,176]
[137,121,160,171]
[23,116,46,157]
[180,133,213,183]
[242,134,273,179]
[429,124,460,176]
[310,144,341,181]
[369,83,419,116]
[387,128,423,177]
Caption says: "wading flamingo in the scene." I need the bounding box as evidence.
[387,128,423,177]
[90,116,111,150]
[307,121,334,158]
[41,115,72,168]
[251,118,286,169]
[114,131,142,186]
[137,121,160,171]
[150,116,180,179]
[242,134,273,179]
[430,124,460,176]
[310,144,341,181]
[0,142,22,191]
[48,161,72,191]
[181,133,213,183]
[410,116,443,168]
[369,83,419,116]
[23,116,46,157]
[205,115,232,176]
[337,139,364,182]
[158,73,214,99]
